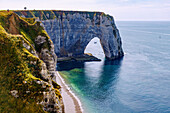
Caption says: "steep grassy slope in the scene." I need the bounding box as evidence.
[0,11,63,113]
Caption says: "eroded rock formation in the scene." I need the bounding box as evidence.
[15,11,124,60]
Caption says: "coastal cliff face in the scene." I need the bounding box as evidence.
[0,10,123,112]
[0,11,63,113]
[15,10,124,60]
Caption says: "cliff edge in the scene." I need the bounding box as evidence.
[0,11,64,113]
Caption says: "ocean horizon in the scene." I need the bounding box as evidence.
[57,21,170,113]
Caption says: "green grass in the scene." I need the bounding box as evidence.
[13,10,112,21]
[0,11,13,30]
[0,28,46,112]
[20,17,36,24]
[20,29,34,44]
[0,11,61,113]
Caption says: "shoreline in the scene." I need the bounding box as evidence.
[55,71,83,113]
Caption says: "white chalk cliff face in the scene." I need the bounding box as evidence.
[15,11,123,60]
[42,12,124,59]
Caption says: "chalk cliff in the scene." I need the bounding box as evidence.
[15,10,124,60]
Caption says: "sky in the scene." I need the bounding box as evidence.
[0,0,170,21]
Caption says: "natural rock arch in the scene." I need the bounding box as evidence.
[42,12,124,60]
[15,10,124,60]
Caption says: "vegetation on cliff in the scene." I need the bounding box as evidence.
[14,10,113,21]
[0,11,62,113]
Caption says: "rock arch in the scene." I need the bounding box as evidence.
[15,10,124,60]
[42,12,124,60]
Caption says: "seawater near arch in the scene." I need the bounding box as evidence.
[84,37,105,84]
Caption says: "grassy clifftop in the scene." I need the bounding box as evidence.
[14,10,113,21]
[0,11,62,113]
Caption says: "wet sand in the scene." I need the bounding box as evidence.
[55,71,83,113]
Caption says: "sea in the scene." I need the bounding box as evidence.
[57,21,170,113]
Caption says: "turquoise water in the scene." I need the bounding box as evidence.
[57,21,170,113]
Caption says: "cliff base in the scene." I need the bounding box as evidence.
[57,54,101,63]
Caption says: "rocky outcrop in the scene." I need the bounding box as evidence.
[34,35,63,112]
[35,35,57,79]
[15,10,124,60]
[22,35,64,112]
[0,11,64,113]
